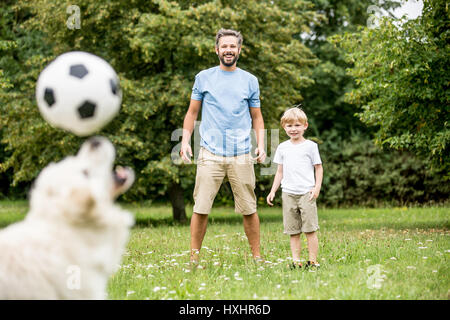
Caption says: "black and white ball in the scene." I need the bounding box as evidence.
[36,51,122,136]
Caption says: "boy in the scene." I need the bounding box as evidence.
[267,107,323,269]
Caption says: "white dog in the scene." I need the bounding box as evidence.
[0,136,134,299]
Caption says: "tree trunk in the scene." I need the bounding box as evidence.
[168,182,187,223]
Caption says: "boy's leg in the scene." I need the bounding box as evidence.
[290,233,302,262]
[243,212,261,259]
[190,213,209,263]
[305,231,318,263]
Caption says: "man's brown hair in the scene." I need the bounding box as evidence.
[215,28,243,47]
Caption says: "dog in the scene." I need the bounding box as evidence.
[0,136,134,299]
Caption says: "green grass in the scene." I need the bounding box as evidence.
[1,201,449,300]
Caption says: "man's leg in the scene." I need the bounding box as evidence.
[243,212,261,259]
[190,213,209,263]
[191,148,225,263]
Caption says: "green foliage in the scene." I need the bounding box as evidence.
[319,134,449,207]
[301,0,401,138]
[331,0,449,175]
[1,0,318,202]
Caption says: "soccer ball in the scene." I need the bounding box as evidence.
[36,51,122,136]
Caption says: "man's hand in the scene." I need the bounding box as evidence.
[180,143,193,164]
[254,147,266,163]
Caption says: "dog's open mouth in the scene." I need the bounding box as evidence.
[114,166,128,186]
[112,166,134,197]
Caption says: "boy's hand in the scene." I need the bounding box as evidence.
[266,192,275,206]
[309,187,320,201]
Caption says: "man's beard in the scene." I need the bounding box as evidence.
[219,53,239,67]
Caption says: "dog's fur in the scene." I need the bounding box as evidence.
[0,137,134,299]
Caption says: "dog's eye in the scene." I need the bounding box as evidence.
[82,169,89,177]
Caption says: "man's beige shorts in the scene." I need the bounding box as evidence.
[193,148,257,215]
[282,192,319,234]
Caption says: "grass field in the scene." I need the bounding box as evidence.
[0,200,448,300]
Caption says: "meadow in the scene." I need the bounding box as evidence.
[0,201,448,300]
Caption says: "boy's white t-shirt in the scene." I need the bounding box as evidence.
[273,139,322,195]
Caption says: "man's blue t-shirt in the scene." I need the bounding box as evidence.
[191,66,260,157]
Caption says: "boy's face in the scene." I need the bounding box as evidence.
[283,121,308,140]
[216,36,241,67]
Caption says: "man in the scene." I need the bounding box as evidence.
[180,28,266,264]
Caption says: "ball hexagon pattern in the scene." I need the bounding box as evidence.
[36,51,122,136]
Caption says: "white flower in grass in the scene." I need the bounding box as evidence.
[126,290,135,296]
[406,266,416,270]
[153,286,161,292]
[390,257,397,260]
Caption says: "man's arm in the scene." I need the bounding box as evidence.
[180,99,202,163]
[249,107,266,163]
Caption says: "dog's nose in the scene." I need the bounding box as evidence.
[88,137,102,149]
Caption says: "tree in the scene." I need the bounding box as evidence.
[1,0,319,220]
[300,0,401,138]
[332,0,449,176]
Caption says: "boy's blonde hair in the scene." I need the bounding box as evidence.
[280,107,308,127]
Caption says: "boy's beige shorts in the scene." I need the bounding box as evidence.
[193,147,257,215]
[282,192,319,234]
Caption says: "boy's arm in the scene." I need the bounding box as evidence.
[309,164,323,200]
[267,164,283,206]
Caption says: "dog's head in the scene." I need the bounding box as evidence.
[29,136,134,226]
